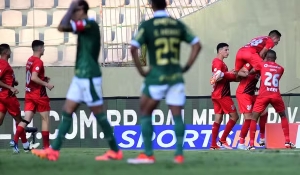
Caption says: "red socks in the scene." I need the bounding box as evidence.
[239,119,251,144]
[42,131,50,148]
[14,126,25,143]
[220,119,236,141]
[211,122,220,146]
[259,113,268,139]
[281,117,290,142]
[15,123,28,143]
[249,120,257,146]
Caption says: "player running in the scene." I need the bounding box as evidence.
[0,44,30,153]
[248,50,295,150]
[127,0,201,164]
[210,43,240,150]
[32,0,122,161]
[234,30,281,74]
[236,63,268,149]
[10,40,54,152]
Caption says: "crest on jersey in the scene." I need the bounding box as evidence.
[35,67,39,71]
[264,64,268,67]
[214,68,217,72]
[246,63,250,67]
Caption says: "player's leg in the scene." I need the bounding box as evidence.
[248,53,263,71]
[219,97,239,149]
[271,98,295,148]
[0,101,7,126]
[165,83,185,163]
[258,109,268,146]
[37,99,51,149]
[127,84,165,164]
[234,49,247,72]
[210,99,223,150]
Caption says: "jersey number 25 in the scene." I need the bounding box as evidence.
[155,37,180,66]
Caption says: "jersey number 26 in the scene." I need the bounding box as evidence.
[264,72,280,87]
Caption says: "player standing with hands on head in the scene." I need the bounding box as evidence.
[248,50,295,150]
[210,43,239,150]
[32,0,122,161]
[127,0,201,164]
[10,40,54,152]
[0,44,30,153]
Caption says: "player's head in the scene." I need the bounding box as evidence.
[151,0,167,11]
[72,0,89,21]
[32,40,45,56]
[268,30,281,45]
[0,44,11,59]
[216,43,229,58]
[264,50,277,62]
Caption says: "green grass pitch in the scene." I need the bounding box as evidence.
[1,148,299,175]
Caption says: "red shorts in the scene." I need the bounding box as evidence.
[24,98,51,113]
[236,93,257,113]
[212,96,236,114]
[0,97,21,116]
[253,96,285,113]
[235,48,263,71]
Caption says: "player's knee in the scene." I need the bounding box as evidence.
[214,114,223,124]
[21,119,30,125]
[0,120,3,126]
[229,112,239,121]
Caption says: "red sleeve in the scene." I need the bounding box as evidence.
[71,20,87,33]
[243,63,253,71]
[32,60,43,74]
[224,72,237,81]
[265,38,274,49]
[256,62,262,71]
[0,63,8,79]
[212,60,223,73]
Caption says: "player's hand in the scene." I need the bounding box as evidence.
[46,83,54,90]
[10,87,19,95]
[14,80,19,86]
[45,77,50,83]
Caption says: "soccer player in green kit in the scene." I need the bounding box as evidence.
[32,0,122,161]
[127,0,201,164]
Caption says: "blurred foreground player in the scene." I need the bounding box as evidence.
[248,50,295,150]
[210,43,239,150]
[236,63,268,149]
[234,30,281,74]
[127,0,201,164]
[0,44,30,153]
[11,40,54,152]
[32,0,122,161]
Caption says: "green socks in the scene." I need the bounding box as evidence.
[52,111,72,150]
[94,113,119,152]
[141,116,153,156]
[173,115,185,156]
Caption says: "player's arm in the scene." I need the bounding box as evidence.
[57,1,78,32]
[31,62,54,90]
[259,38,275,58]
[131,23,148,77]
[0,68,18,94]
[180,23,201,73]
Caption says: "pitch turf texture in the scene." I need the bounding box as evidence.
[1,149,299,175]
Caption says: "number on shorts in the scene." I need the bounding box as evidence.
[250,38,263,46]
[264,72,279,87]
[26,70,31,85]
[155,37,180,66]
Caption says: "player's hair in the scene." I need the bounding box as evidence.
[269,30,281,38]
[265,50,277,60]
[216,43,229,53]
[151,0,167,9]
[0,44,10,55]
[31,40,44,51]
[78,0,89,14]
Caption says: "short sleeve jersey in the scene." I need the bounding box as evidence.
[70,18,101,78]
[25,56,48,99]
[242,36,275,53]
[0,60,15,98]
[211,58,231,99]
[132,16,197,85]
[236,63,260,95]
[256,61,284,98]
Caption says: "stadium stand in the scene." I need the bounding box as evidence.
[0,0,219,66]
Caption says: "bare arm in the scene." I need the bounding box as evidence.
[131,46,147,77]
[238,67,250,78]
[259,47,268,58]
[0,80,13,90]
[182,42,201,73]
[57,1,78,32]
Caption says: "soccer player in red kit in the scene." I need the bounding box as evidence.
[0,44,30,153]
[236,63,268,150]
[248,50,295,150]
[234,30,281,74]
[210,43,239,150]
[10,40,54,151]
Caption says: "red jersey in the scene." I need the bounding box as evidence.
[242,36,275,53]
[256,61,284,98]
[211,58,231,99]
[0,60,15,98]
[25,56,48,99]
[236,63,260,95]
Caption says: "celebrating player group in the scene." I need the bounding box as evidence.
[0,0,295,165]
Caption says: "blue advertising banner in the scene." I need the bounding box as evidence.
[114,125,263,150]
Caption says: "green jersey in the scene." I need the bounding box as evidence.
[71,18,101,78]
[132,11,197,85]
